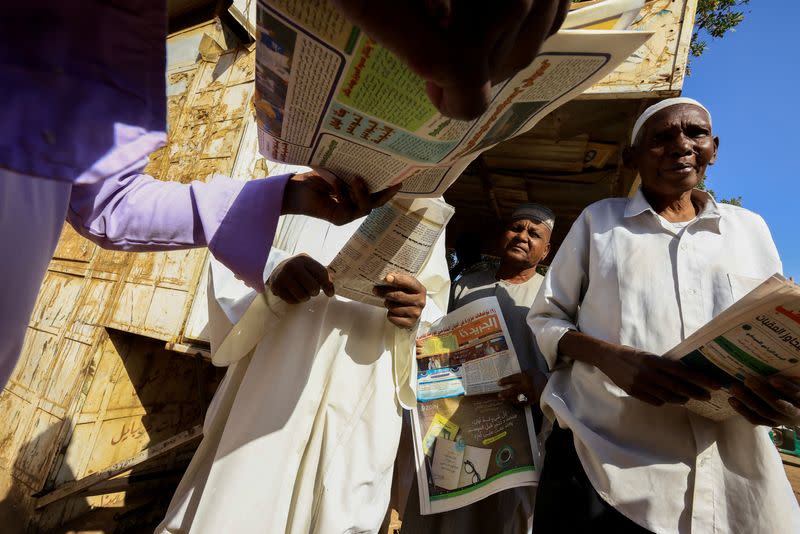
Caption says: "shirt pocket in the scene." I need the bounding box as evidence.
[712,272,765,317]
[728,273,765,301]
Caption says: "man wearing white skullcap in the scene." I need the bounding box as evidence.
[401,202,554,534]
[529,98,800,533]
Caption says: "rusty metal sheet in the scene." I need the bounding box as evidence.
[585,0,697,98]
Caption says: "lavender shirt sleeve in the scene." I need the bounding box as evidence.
[68,171,292,291]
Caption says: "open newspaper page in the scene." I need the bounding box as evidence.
[327,197,453,306]
[665,275,800,421]
[254,0,651,197]
[411,296,539,514]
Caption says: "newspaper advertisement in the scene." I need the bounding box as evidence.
[665,274,800,421]
[328,197,453,306]
[411,296,540,514]
[254,0,651,197]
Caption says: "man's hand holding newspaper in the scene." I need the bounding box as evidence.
[661,274,800,423]
[730,375,800,427]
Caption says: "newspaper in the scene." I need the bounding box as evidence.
[411,296,540,514]
[254,0,651,197]
[665,274,800,421]
[328,197,453,306]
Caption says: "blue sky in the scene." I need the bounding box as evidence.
[682,3,799,279]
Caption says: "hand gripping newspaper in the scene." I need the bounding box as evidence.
[411,296,540,514]
[328,196,454,305]
[665,274,800,421]
[253,0,652,198]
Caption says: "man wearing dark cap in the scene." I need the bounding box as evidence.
[452,203,555,381]
[400,202,555,534]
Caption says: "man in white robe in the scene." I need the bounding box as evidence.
[157,208,450,533]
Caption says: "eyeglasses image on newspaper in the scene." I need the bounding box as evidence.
[463,458,483,485]
[412,296,541,514]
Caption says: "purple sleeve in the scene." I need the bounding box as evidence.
[68,171,292,291]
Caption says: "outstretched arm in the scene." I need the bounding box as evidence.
[68,165,398,291]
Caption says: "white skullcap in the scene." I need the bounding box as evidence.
[630,97,712,145]
[511,203,555,231]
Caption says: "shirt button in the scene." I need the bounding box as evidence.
[680,243,688,251]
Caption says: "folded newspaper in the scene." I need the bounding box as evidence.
[254,0,652,198]
[328,196,453,306]
[411,296,540,514]
[665,274,800,421]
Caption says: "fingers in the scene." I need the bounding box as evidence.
[272,274,307,304]
[642,357,718,401]
[370,182,402,208]
[304,259,335,297]
[269,255,335,304]
[745,377,800,423]
[497,372,535,404]
[730,382,783,426]
[387,307,422,329]
[729,396,778,427]
[376,273,426,329]
[498,373,526,387]
[659,359,722,391]
[310,168,343,200]
[379,273,426,295]
[628,382,683,406]
[498,383,527,403]
[768,376,800,405]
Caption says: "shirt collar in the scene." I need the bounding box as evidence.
[624,187,722,233]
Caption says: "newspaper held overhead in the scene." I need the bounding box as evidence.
[254,0,652,197]
[328,197,453,306]
[665,274,800,421]
[412,296,540,514]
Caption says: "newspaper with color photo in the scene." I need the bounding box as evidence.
[665,274,800,421]
[412,296,540,514]
[253,0,651,198]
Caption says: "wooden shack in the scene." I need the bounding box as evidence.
[0,1,736,531]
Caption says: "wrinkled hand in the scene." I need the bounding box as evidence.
[282,170,400,225]
[373,273,426,329]
[596,345,721,407]
[729,376,800,427]
[332,0,571,119]
[268,254,335,304]
[498,369,548,406]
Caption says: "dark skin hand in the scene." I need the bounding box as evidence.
[332,0,571,120]
[282,170,401,226]
[269,254,335,304]
[498,368,548,406]
[729,376,800,427]
[271,263,427,330]
[373,273,427,329]
[559,331,720,406]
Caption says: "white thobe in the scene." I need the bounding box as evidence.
[158,214,450,533]
[529,188,800,533]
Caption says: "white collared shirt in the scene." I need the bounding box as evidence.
[529,188,799,534]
